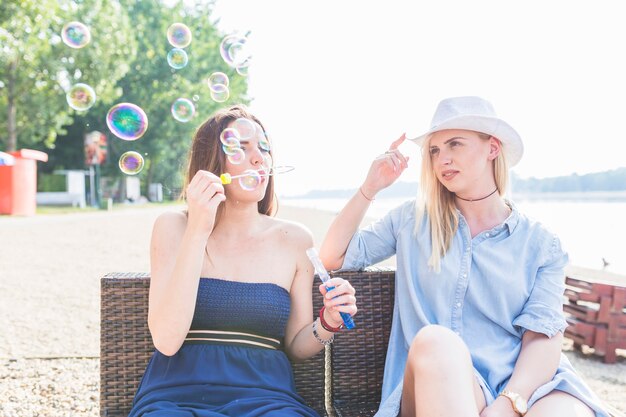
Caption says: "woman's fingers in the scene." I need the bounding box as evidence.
[392,150,409,168]
[374,148,408,175]
[386,149,409,169]
[188,171,225,203]
[189,169,218,188]
[389,133,406,150]
[326,294,357,308]
[206,192,226,210]
[190,170,221,188]
[325,301,358,317]
[323,278,355,299]
[328,303,358,316]
[387,152,401,171]
[197,182,225,203]
[321,278,358,319]
[188,184,222,206]
[318,283,329,297]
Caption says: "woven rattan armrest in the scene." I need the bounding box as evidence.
[326,268,396,417]
[100,272,325,416]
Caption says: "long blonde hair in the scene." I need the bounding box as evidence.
[415,132,509,271]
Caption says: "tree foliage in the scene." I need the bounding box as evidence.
[8,0,250,197]
[94,0,249,195]
[0,0,136,151]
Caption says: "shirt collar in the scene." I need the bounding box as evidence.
[502,199,520,234]
[456,198,520,236]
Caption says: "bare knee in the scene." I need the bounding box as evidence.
[408,325,469,357]
[527,391,594,417]
[406,325,471,375]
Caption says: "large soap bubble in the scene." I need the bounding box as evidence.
[106,103,149,141]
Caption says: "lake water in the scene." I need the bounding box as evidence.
[281,196,626,276]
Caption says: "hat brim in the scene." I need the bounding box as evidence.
[406,115,524,167]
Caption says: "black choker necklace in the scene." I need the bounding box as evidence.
[455,188,498,202]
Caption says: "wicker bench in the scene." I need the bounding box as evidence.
[100,269,623,417]
[100,269,392,416]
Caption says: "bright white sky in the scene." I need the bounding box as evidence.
[210,0,626,197]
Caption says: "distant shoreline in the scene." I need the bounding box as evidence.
[511,190,626,201]
[282,190,626,202]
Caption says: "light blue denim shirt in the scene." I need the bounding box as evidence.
[342,199,609,417]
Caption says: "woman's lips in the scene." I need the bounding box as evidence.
[441,170,458,180]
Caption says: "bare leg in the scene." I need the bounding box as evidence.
[526,391,594,417]
[400,325,485,417]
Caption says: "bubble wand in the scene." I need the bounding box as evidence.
[220,165,294,185]
[306,247,355,330]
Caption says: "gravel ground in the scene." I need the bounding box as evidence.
[0,204,624,416]
[0,358,98,417]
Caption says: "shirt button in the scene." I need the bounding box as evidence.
[456,302,462,308]
[466,247,470,252]
[462,273,467,278]
[485,232,490,237]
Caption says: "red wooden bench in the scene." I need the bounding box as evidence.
[564,276,626,363]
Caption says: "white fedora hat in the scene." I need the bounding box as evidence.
[407,96,524,167]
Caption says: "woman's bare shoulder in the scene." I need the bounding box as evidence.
[266,216,314,248]
[152,210,188,237]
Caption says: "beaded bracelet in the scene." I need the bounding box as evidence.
[312,319,334,346]
[319,306,343,332]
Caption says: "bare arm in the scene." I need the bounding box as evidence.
[147,171,226,356]
[318,189,373,271]
[481,330,562,416]
[506,330,562,399]
[319,134,409,270]
[283,227,357,361]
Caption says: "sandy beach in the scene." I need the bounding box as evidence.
[0,203,624,416]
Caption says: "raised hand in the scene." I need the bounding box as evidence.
[185,170,226,237]
[361,133,409,199]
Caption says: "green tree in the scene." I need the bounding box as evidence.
[0,0,136,151]
[87,0,250,197]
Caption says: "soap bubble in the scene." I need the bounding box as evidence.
[106,103,148,141]
[171,98,195,122]
[167,48,188,69]
[210,84,229,103]
[66,83,96,111]
[61,21,91,48]
[119,151,144,175]
[167,23,192,48]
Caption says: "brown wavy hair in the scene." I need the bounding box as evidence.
[182,105,277,217]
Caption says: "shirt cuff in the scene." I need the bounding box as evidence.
[512,313,568,338]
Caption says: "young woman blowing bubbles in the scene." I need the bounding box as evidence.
[129,105,357,417]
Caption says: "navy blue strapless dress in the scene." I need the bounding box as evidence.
[128,278,319,417]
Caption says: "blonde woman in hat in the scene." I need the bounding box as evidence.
[319,97,609,417]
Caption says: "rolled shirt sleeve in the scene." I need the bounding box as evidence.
[512,235,569,338]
